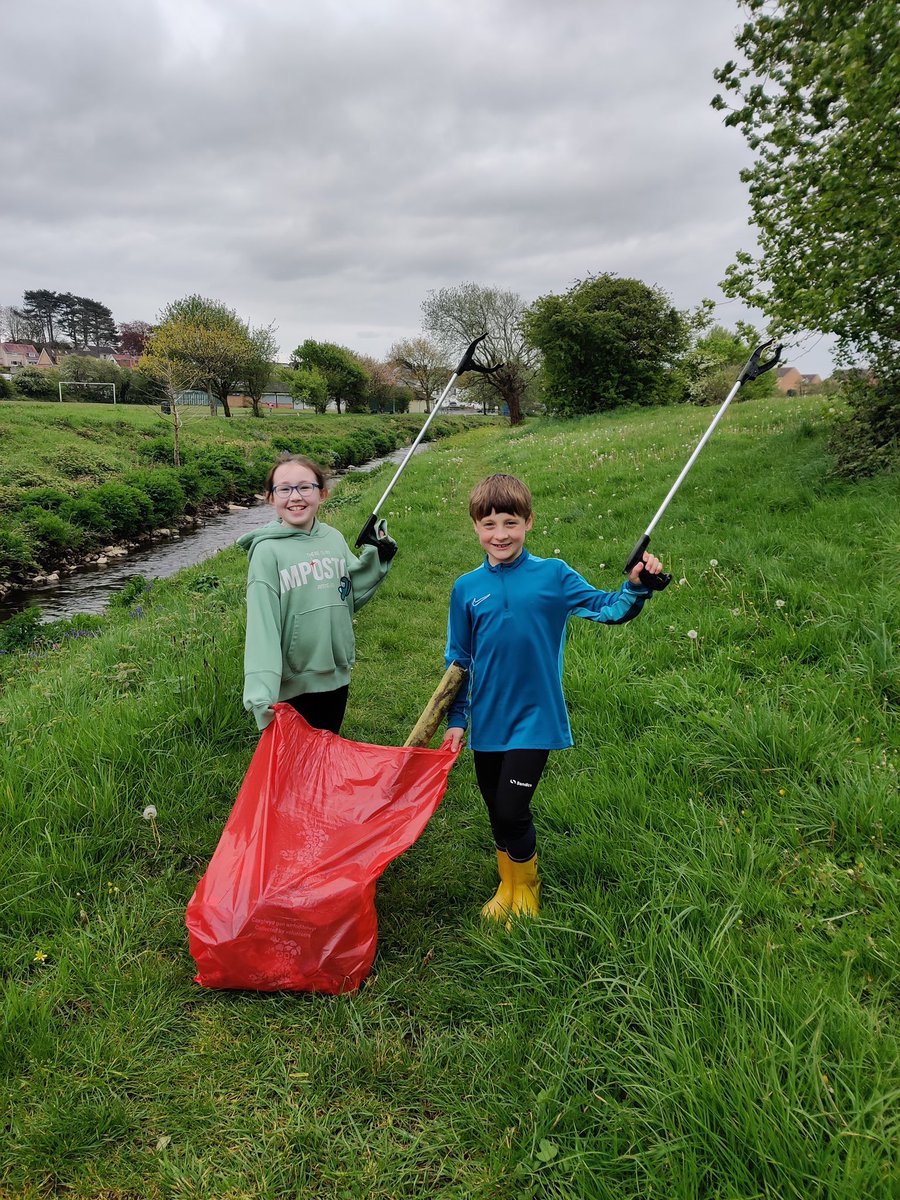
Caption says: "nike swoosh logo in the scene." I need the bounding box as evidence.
[471,594,491,607]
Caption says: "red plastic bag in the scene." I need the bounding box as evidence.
[186,705,458,994]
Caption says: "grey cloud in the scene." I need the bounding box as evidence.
[0,0,832,371]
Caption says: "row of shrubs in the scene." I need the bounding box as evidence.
[0,415,479,581]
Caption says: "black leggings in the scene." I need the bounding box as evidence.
[473,748,549,862]
[286,685,349,735]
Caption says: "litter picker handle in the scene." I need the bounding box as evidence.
[624,533,672,591]
[356,513,379,549]
[356,333,498,547]
[621,339,782,591]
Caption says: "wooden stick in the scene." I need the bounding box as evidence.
[404,662,467,748]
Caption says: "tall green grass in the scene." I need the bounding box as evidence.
[1,394,897,1198]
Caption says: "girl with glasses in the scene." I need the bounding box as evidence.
[238,453,397,735]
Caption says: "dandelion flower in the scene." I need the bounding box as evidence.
[33,950,47,963]
[709,559,719,567]
[775,599,786,608]
[778,788,785,796]
[678,578,688,586]
[554,548,560,555]
[143,805,157,821]
[687,630,698,640]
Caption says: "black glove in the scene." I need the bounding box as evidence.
[358,517,397,562]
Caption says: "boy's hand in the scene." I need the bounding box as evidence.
[443,726,466,751]
[628,552,663,586]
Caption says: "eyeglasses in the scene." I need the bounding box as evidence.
[272,483,321,498]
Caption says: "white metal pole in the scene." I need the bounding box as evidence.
[642,377,743,538]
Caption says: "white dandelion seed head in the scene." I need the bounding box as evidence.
[709,559,719,567]
[678,578,688,586]
[554,548,560,555]
[775,599,786,608]
[143,805,157,821]
[687,630,698,640]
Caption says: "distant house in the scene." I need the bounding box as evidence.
[0,342,39,369]
[36,347,58,368]
[776,367,823,396]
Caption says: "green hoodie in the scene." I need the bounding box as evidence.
[238,517,394,730]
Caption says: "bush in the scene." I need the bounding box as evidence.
[89,481,153,540]
[175,463,206,507]
[187,447,255,502]
[0,527,36,578]
[138,436,176,465]
[60,494,114,539]
[828,372,900,480]
[121,468,186,526]
[21,511,83,565]
[107,575,152,610]
[18,486,69,513]
[0,607,44,654]
[12,366,59,400]
[0,377,13,399]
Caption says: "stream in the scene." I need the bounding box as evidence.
[0,445,426,624]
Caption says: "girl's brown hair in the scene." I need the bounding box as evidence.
[468,474,533,521]
[264,453,329,496]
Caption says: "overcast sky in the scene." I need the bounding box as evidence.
[1,0,831,373]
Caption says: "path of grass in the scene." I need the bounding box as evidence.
[1,395,897,1198]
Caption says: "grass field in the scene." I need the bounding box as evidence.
[1,394,897,1198]
[0,402,484,586]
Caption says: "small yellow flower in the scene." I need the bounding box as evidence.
[778,788,786,796]
[33,950,47,963]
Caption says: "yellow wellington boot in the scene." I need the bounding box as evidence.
[480,849,514,921]
[507,854,540,924]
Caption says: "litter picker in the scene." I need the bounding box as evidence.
[623,338,783,590]
[356,334,500,548]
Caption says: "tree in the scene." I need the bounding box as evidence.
[523,273,689,416]
[56,353,124,401]
[57,293,83,349]
[83,298,118,351]
[290,340,367,415]
[155,295,254,418]
[242,324,278,418]
[679,322,778,406]
[0,304,43,344]
[388,336,451,412]
[139,326,203,466]
[22,290,65,347]
[288,365,330,414]
[712,1,898,373]
[421,283,537,425]
[11,366,60,400]
[118,321,153,357]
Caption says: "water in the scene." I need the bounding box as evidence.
[0,445,426,624]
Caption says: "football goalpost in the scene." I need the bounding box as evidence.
[58,380,117,404]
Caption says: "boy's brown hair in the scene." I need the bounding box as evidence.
[468,474,533,521]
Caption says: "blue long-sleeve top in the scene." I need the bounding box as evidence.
[444,548,651,752]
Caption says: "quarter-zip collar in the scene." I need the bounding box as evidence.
[484,548,530,574]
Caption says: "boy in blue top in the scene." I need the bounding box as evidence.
[444,474,663,922]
